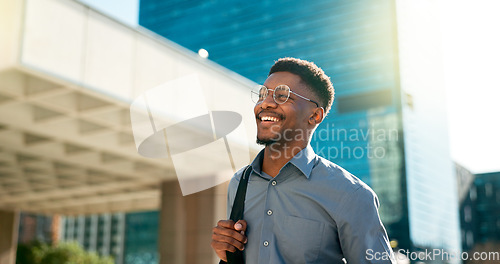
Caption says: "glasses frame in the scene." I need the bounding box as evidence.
[252,85,320,107]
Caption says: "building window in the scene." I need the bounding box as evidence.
[470,187,477,201]
[464,206,472,223]
[466,231,474,247]
[485,183,493,197]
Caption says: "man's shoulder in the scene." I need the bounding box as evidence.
[226,166,249,204]
[228,166,247,190]
[312,155,374,195]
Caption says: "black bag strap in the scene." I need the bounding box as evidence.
[225,165,252,264]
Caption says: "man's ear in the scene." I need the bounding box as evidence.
[309,107,325,125]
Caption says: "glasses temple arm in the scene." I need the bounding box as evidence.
[291,91,320,108]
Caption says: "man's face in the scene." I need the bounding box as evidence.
[254,72,318,146]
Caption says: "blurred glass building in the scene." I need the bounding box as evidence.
[459,169,500,257]
[123,211,160,264]
[61,213,126,264]
[139,0,461,261]
[60,211,160,264]
[472,172,500,245]
[17,213,54,244]
[456,163,477,252]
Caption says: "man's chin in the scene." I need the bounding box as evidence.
[256,137,277,146]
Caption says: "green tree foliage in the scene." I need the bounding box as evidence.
[16,241,114,264]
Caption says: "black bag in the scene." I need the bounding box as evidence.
[223,165,252,264]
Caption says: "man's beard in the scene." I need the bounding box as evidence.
[256,137,277,146]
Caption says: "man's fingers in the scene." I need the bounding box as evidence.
[234,220,247,232]
[212,233,245,251]
[217,220,235,229]
[210,241,230,262]
[217,219,247,232]
[212,225,247,244]
[211,219,248,262]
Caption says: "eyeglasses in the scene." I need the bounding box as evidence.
[251,85,319,107]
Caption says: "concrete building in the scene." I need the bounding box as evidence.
[456,163,477,252]
[0,0,259,263]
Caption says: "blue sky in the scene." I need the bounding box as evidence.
[79,0,500,174]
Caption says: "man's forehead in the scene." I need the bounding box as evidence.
[265,72,304,88]
[265,71,316,98]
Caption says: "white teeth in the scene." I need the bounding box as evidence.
[261,116,279,122]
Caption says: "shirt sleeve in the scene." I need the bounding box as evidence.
[337,186,396,264]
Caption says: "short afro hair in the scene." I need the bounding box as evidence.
[269,57,334,115]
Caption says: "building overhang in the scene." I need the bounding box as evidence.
[0,0,259,215]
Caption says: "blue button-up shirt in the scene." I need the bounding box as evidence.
[227,145,395,264]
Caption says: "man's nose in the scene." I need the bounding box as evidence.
[261,91,277,109]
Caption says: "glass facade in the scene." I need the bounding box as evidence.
[60,211,160,264]
[124,211,160,264]
[473,172,500,243]
[458,170,500,256]
[17,213,54,244]
[396,0,461,257]
[139,0,409,250]
[456,163,477,252]
[61,213,125,264]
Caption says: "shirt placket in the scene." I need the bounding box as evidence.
[257,176,279,263]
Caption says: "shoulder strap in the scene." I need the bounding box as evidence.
[226,165,252,264]
[229,165,251,221]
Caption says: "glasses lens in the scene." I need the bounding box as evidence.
[274,85,290,104]
[251,86,267,103]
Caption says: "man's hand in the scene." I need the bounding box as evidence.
[211,219,248,262]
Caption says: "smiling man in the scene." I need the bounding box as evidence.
[211,58,395,264]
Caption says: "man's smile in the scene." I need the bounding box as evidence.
[256,111,285,126]
[260,116,280,122]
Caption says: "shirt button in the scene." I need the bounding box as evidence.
[263,241,269,247]
[271,180,277,186]
[267,210,273,216]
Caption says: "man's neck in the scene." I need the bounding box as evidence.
[261,141,308,177]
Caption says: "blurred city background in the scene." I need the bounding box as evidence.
[1,0,499,263]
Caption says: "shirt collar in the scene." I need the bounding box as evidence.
[289,144,316,179]
[249,144,316,179]
[249,149,265,177]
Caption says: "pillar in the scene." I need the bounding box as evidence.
[51,214,61,245]
[0,210,19,264]
[159,180,226,264]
